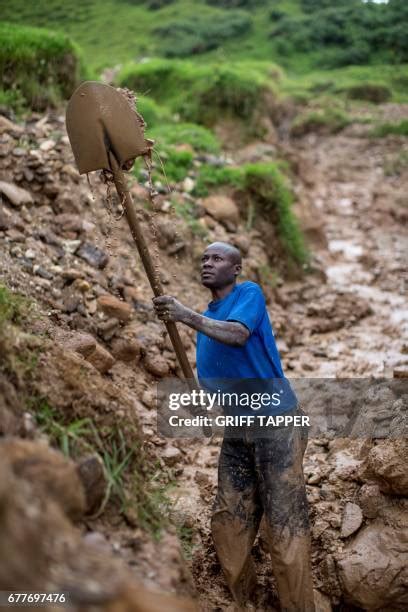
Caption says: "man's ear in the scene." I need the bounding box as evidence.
[234,264,242,277]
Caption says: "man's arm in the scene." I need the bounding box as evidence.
[153,295,249,347]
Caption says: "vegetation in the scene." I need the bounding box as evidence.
[119,59,278,126]
[154,11,252,58]
[2,0,407,74]
[0,284,30,328]
[34,397,169,532]
[291,107,350,137]
[194,162,308,265]
[0,22,86,111]
[370,119,408,138]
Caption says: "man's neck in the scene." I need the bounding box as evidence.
[211,281,236,302]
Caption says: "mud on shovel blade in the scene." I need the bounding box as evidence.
[65,82,197,391]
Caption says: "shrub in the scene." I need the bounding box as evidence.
[291,108,350,137]
[149,123,220,153]
[0,22,86,111]
[243,163,308,265]
[136,96,171,128]
[154,12,252,58]
[344,84,392,104]
[205,0,261,7]
[370,120,408,138]
[118,59,276,127]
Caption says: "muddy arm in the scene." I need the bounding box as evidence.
[153,296,249,347]
[182,310,250,347]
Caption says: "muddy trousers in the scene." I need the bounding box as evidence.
[211,414,315,612]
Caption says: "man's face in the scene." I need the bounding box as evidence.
[200,245,240,289]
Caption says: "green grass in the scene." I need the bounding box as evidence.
[149,123,220,153]
[0,22,87,111]
[383,150,408,177]
[281,64,408,104]
[370,119,408,138]
[291,107,350,136]
[33,396,169,533]
[2,0,407,77]
[118,58,279,127]
[0,284,30,328]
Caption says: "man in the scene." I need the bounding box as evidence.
[153,242,315,611]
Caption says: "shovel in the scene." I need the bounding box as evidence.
[65,81,196,387]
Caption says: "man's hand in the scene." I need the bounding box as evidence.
[152,295,189,323]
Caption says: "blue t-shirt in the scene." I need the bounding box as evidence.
[196,281,296,415]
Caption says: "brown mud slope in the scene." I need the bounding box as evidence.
[0,100,407,611]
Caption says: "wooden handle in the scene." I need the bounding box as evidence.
[108,152,196,385]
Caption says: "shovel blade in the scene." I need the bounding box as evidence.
[66,81,151,174]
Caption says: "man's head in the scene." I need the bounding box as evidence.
[200,242,242,289]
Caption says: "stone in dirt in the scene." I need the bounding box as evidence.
[66,332,115,373]
[143,353,170,378]
[162,445,182,466]
[0,438,86,520]
[201,195,240,227]
[0,115,23,136]
[76,242,109,269]
[0,181,33,207]
[358,483,386,519]
[77,454,107,514]
[86,343,115,374]
[66,332,97,358]
[336,520,408,610]
[111,337,141,362]
[340,502,363,538]
[360,439,408,496]
[97,294,133,323]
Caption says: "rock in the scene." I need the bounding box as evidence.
[66,333,97,359]
[162,445,182,466]
[24,248,36,259]
[0,115,23,136]
[232,234,250,254]
[39,139,55,152]
[143,354,170,378]
[54,213,83,233]
[0,206,11,230]
[336,521,408,610]
[77,454,107,514]
[142,389,156,409]
[87,343,115,374]
[111,338,141,362]
[0,438,86,520]
[201,195,240,227]
[61,287,81,314]
[82,531,111,554]
[97,294,133,323]
[341,502,363,538]
[12,147,25,157]
[361,439,408,495]
[182,177,195,193]
[0,181,33,207]
[97,318,120,342]
[66,332,114,373]
[358,483,386,519]
[76,242,109,269]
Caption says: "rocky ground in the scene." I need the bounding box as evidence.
[0,100,407,611]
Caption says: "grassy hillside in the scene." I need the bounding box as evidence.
[2,0,407,73]
[0,22,87,110]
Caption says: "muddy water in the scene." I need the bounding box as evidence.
[298,131,407,378]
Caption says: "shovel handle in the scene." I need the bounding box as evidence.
[108,152,196,385]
